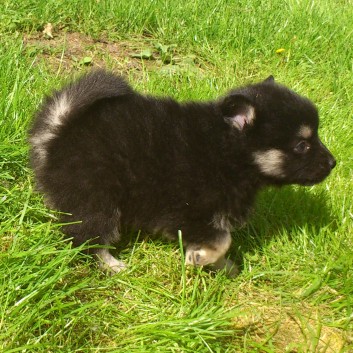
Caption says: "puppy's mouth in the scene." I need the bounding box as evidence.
[287,154,336,186]
[292,169,333,186]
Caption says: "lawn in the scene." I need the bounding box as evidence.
[0,0,352,352]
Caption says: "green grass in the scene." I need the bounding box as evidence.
[1,0,352,351]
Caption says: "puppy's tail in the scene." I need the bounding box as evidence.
[29,70,132,169]
[32,69,132,131]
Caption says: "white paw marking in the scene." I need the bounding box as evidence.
[185,248,222,267]
[96,248,126,274]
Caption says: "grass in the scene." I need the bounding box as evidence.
[0,0,352,351]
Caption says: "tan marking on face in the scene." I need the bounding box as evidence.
[298,125,313,139]
[253,149,286,177]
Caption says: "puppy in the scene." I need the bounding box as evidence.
[29,70,335,276]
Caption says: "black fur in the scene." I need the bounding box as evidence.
[29,70,335,273]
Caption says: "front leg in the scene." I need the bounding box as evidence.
[185,231,238,277]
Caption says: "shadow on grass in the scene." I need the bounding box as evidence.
[230,185,337,268]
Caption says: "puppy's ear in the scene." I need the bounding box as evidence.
[263,75,275,84]
[221,94,255,131]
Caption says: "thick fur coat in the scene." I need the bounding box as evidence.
[29,71,335,275]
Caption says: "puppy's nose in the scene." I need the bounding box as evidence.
[329,157,336,169]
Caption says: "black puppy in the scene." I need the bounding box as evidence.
[29,70,335,276]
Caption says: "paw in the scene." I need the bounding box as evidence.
[96,249,127,275]
[185,247,239,278]
[107,259,127,274]
[98,257,127,275]
[185,248,214,266]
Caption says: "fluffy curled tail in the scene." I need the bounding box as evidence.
[29,70,132,171]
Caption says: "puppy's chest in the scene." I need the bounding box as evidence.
[217,180,259,225]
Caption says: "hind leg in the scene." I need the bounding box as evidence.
[93,222,127,274]
[63,211,126,274]
[209,256,239,278]
[95,248,126,273]
[185,231,238,277]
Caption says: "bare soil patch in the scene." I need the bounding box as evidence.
[23,29,205,78]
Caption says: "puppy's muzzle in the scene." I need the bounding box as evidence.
[320,140,336,170]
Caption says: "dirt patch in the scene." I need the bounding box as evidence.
[230,284,348,352]
[23,29,205,77]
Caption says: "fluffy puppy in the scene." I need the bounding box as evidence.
[29,70,335,276]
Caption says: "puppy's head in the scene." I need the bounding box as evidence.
[221,76,336,186]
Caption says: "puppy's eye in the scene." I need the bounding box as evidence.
[294,141,311,154]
